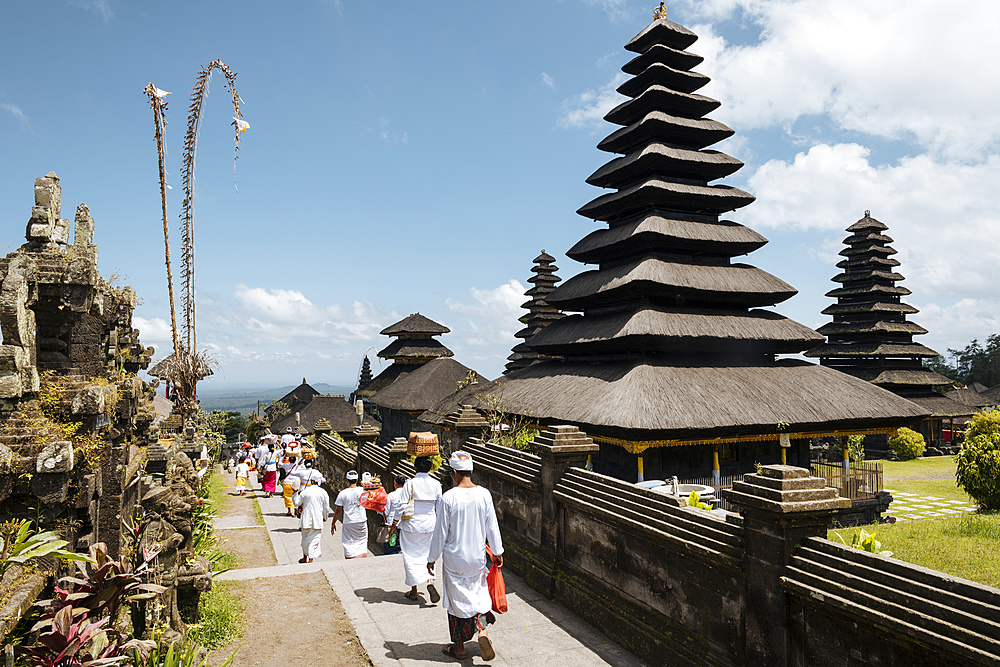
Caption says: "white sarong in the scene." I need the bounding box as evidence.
[400,530,434,587]
[440,566,491,619]
[301,528,322,559]
[342,520,368,558]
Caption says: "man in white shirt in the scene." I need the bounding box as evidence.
[331,471,369,559]
[293,475,332,563]
[427,451,503,662]
[382,475,406,555]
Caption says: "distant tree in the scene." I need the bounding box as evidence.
[935,334,1000,388]
[207,410,250,442]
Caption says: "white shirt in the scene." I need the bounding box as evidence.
[292,466,324,487]
[428,485,503,577]
[281,433,296,446]
[335,486,367,524]
[235,461,250,478]
[295,484,332,530]
[383,487,406,524]
[398,473,442,533]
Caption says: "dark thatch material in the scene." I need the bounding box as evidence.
[495,358,927,440]
[816,321,928,336]
[380,313,450,336]
[945,388,993,409]
[622,43,703,76]
[353,363,418,399]
[599,110,734,153]
[605,87,720,125]
[806,342,939,358]
[377,337,454,360]
[547,258,797,310]
[978,385,1000,403]
[527,306,822,355]
[577,177,754,220]
[147,352,214,381]
[271,395,379,435]
[821,302,919,316]
[587,144,742,186]
[625,17,698,52]
[418,376,497,426]
[370,357,475,413]
[836,369,954,386]
[905,394,977,419]
[617,61,709,97]
[569,214,766,263]
[506,251,565,374]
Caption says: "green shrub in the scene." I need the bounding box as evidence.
[956,410,1000,511]
[888,427,925,460]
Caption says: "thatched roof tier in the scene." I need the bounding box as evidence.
[605,86,720,125]
[847,216,889,232]
[835,256,900,270]
[568,214,766,263]
[578,178,754,220]
[494,358,926,444]
[353,362,418,399]
[623,43,703,75]
[905,394,977,419]
[821,302,919,316]
[418,376,495,426]
[944,387,993,408]
[805,342,938,358]
[377,337,454,361]
[271,395,379,435]
[617,62,709,96]
[824,368,954,386]
[546,258,797,310]
[832,270,905,284]
[826,284,911,298]
[526,307,822,355]
[840,244,897,257]
[380,313,450,336]
[978,385,1000,403]
[599,111,735,153]
[370,357,475,412]
[587,144,743,187]
[506,251,565,374]
[816,321,928,336]
[844,232,893,246]
[625,17,698,52]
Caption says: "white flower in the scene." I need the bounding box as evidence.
[233,117,250,133]
[153,87,172,98]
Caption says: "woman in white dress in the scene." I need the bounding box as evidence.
[391,456,443,602]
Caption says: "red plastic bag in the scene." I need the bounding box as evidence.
[485,546,507,614]
[360,486,387,513]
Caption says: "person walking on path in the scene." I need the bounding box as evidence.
[332,471,369,559]
[261,444,279,498]
[234,458,250,496]
[391,457,442,602]
[427,451,504,662]
[294,474,332,563]
[382,475,406,555]
[280,455,300,516]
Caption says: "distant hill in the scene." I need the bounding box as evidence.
[195,383,356,414]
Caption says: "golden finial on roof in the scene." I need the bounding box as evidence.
[654,2,667,20]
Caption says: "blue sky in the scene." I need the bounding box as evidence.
[2,0,998,391]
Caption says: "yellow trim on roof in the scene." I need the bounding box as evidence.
[591,427,899,455]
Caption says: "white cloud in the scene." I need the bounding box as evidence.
[445,280,525,373]
[376,117,408,145]
[558,72,627,130]
[743,142,1000,300]
[918,298,1000,359]
[68,0,113,22]
[1,103,28,127]
[579,0,634,22]
[678,0,1000,159]
[541,73,555,90]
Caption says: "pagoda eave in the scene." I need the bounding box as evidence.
[577,179,755,220]
[587,145,743,187]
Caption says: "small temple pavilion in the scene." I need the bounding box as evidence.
[806,212,973,451]
[505,251,565,374]
[491,10,927,481]
[353,313,453,401]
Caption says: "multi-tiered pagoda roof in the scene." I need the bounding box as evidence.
[806,213,971,419]
[493,13,925,449]
[505,251,565,374]
[355,313,453,399]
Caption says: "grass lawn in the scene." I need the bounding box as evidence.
[829,513,1000,589]
[879,456,959,480]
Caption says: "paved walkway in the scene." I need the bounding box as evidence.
[883,490,978,521]
[216,488,646,666]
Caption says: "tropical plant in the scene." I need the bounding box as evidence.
[835,527,893,557]
[476,382,537,451]
[956,409,1000,511]
[130,638,239,667]
[845,434,866,463]
[0,520,94,578]
[888,427,925,461]
[686,492,712,511]
[20,605,151,667]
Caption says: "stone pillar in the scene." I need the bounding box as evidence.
[532,426,599,559]
[723,465,850,667]
[442,404,488,457]
[313,419,332,442]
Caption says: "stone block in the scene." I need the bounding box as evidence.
[0,372,22,399]
[52,218,70,245]
[70,385,115,415]
[0,270,35,347]
[36,440,74,473]
[31,472,69,504]
[0,345,28,372]
[34,172,61,219]
[74,203,94,246]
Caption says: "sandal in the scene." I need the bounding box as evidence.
[403,591,420,601]
[427,583,440,604]
[442,645,467,660]
[478,635,496,661]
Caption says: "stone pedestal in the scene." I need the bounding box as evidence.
[442,404,488,457]
[724,465,850,667]
[387,436,408,477]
